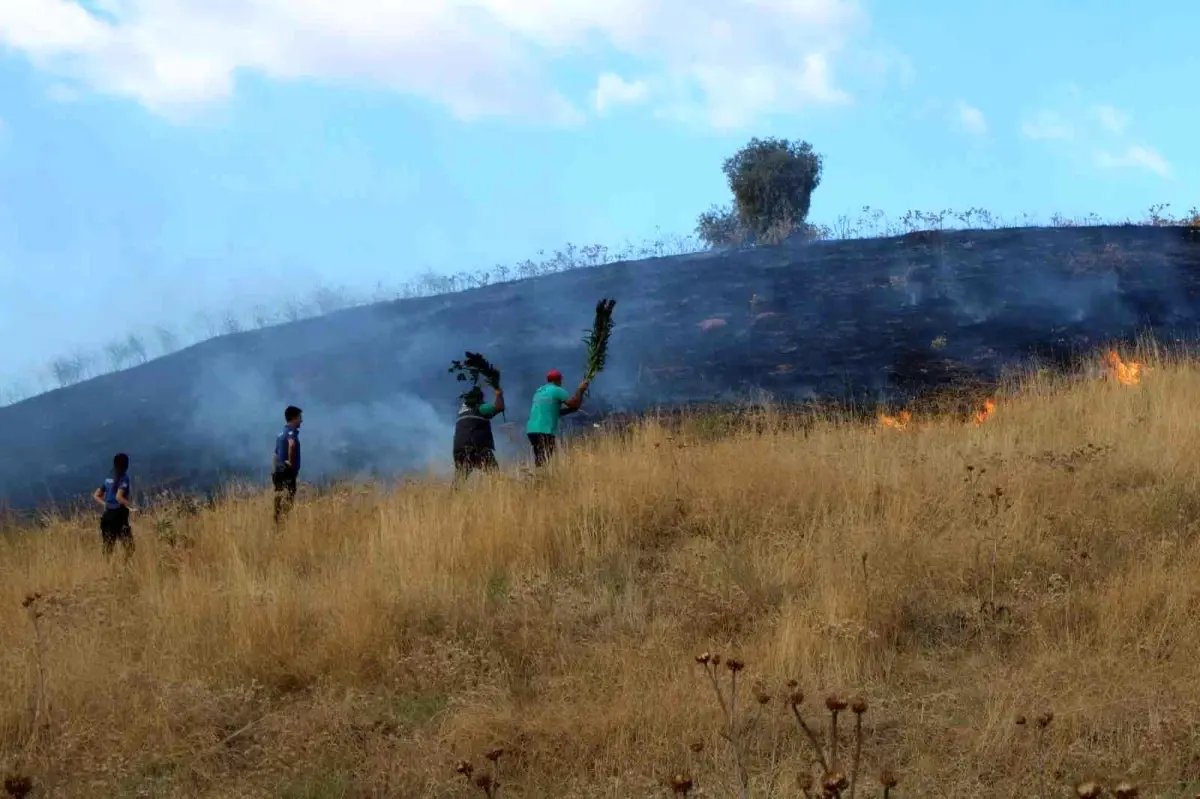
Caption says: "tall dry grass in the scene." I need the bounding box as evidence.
[3,350,1200,797]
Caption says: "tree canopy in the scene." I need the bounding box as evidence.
[696,137,824,249]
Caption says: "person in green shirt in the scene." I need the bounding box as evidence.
[525,368,588,466]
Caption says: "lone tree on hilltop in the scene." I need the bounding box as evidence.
[696,136,824,249]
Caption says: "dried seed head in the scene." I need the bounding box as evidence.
[670,773,694,795]
[823,771,849,792]
[726,657,744,673]
[711,654,722,666]
[3,777,33,799]
[695,652,711,665]
[879,769,899,788]
[485,747,504,762]
[1075,781,1101,798]
[1015,714,1027,725]
[1114,783,1138,798]
[754,687,772,705]
[825,694,848,712]
[1036,711,1054,729]
[473,773,494,791]
[786,679,799,689]
[851,696,868,715]
[688,740,704,753]
[788,689,805,707]
[20,593,40,609]
[455,761,474,777]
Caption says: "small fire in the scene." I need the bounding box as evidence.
[1104,350,1142,386]
[973,398,996,425]
[878,409,912,430]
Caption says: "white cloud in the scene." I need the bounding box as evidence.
[1023,95,1168,180]
[955,102,986,134]
[1095,145,1171,178]
[592,73,648,114]
[1020,110,1073,140]
[854,47,915,86]
[46,83,81,103]
[1091,104,1129,134]
[0,0,876,129]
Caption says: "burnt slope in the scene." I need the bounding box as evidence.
[2,224,1198,512]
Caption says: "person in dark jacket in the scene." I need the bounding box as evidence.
[272,405,302,524]
[453,385,505,481]
[92,452,137,559]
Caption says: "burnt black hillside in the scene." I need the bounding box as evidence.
[3,224,1199,512]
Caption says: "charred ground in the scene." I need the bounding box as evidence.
[1,223,1198,512]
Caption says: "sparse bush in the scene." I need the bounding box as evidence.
[96,333,148,372]
[47,353,87,389]
[0,381,29,406]
[124,334,148,365]
[696,204,751,249]
[153,325,178,356]
[311,286,352,315]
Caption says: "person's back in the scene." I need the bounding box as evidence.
[92,453,135,558]
[525,369,588,466]
[455,395,499,453]
[101,471,131,511]
[526,382,571,438]
[453,386,503,479]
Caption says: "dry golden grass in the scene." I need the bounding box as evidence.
[4,350,1200,797]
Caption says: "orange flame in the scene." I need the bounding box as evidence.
[878,410,912,430]
[973,398,996,425]
[1104,350,1142,386]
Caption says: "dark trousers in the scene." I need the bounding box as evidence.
[272,466,298,523]
[528,433,556,467]
[454,446,498,481]
[99,507,133,558]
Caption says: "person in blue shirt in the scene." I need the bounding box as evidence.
[91,452,136,558]
[272,405,302,524]
[525,369,588,466]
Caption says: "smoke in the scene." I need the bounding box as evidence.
[1,225,1199,512]
[185,354,451,485]
[913,249,1129,326]
[157,303,461,493]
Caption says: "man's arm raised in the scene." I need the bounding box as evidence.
[563,380,589,411]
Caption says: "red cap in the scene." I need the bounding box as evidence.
[546,369,563,382]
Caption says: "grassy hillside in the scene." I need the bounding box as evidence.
[2,347,1198,797]
[6,221,1200,514]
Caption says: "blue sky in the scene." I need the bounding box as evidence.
[0,0,1196,393]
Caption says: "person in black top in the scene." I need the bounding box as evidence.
[453,385,504,481]
[92,452,137,559]
[272,405,302,524]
